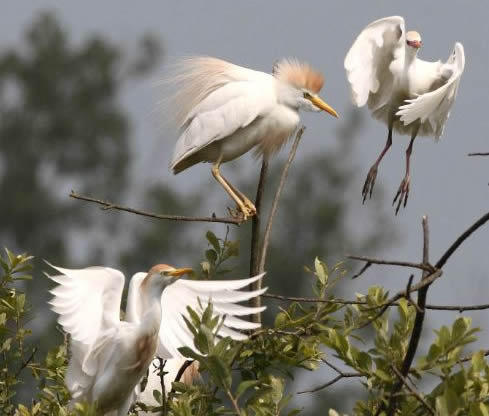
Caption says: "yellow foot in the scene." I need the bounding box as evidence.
[241,198,257,216]
[227,204,255,222]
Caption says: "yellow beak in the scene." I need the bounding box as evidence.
[309,96,339,118]
[167,267,193,277]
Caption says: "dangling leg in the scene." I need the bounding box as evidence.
[393,126,419,215]
[211,160,255,220]
[362,128,393,203]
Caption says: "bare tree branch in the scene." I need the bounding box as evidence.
[249,158,269,322]
[70,191,243,225]
[348,255,435,275]
[391,365,435,415]
[434,210,489,270]
[386,216,431,415]
[258,126,305,274]
[262,292,489,311]
[297,358,364,394]
[468,152,489,156]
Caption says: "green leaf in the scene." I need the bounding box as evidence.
[206,231,221,253]
[472,350,486,373]
[205,249,218,264]
[314,257,328,285]
[207,355,232,390]
[375,368,391,382]
[236,380,260,400]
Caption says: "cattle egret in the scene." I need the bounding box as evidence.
[47,263,265,415]
[167,56,338,220]
[344,16,465,213]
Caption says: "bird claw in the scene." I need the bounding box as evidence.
[227,203,256,222]
[362,165,378,203]
[392,175,410,215]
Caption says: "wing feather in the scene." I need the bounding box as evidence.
[396,43,465,138]
[45,263,125,398]
[345,16,405,109]
[170,81,275,170]
[158,274,266,359]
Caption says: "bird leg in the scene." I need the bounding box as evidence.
[220,175,257,215]
[393,130,418,215]
[362,128,392,203]
[211,162,256,220]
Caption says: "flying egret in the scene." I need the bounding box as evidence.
[47,263,265,415]
[344,16,465,213]
[167,56,339,220]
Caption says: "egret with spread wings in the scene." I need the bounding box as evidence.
[47,263,265,415]
[167,57,338,220]
[344,16,465,213]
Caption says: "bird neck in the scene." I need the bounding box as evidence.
[404,46,418,69]
[138,289,163,333]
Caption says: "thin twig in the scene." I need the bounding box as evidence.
[390,365,435,415]
[262,292,489,311]
[386,216,431,415]
[348,255,435,274]
[14,347,37,378]
[351,261,372,279]
[468,152,489,156]
[70,191,242,225]
[157,358,167,415]
[174,360,194,383]
[434,210,489,270]
[168,360,195,397]
[460,349,489,363]
[249,158,269,322]
[297,358,363,394]
[258,126,305,274]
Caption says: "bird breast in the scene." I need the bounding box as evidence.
[215,104,300,162]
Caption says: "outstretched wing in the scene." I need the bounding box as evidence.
[396,42,465,138]
[157,273,266,358]
[344,16,405,110]
[46,263,125,395]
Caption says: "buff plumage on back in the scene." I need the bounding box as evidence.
[162,56,262,128]
[273,58,324,94]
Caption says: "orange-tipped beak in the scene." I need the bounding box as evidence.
[309,96,339,118]
[167,267,193,277]
[407,40,422,49]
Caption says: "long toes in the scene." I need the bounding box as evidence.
[369,175,377,199]
[362,170,377,204]
[245,202,257,215]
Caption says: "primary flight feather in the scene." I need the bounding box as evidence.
[344,16,465,213]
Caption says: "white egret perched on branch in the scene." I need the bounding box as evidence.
[344,16,465,213]
[47,263,265,415]
[167,56,339,220]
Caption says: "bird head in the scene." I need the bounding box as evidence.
[273,58,338,118]
[406,31,422,50]
[143,264,193,293]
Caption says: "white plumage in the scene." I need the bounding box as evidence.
[47,263,266,415]
[344,16,465,212]
[165,56,338,220]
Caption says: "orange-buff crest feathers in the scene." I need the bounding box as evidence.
[274,58,324,94]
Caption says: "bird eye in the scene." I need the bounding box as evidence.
[303,92,312,99]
